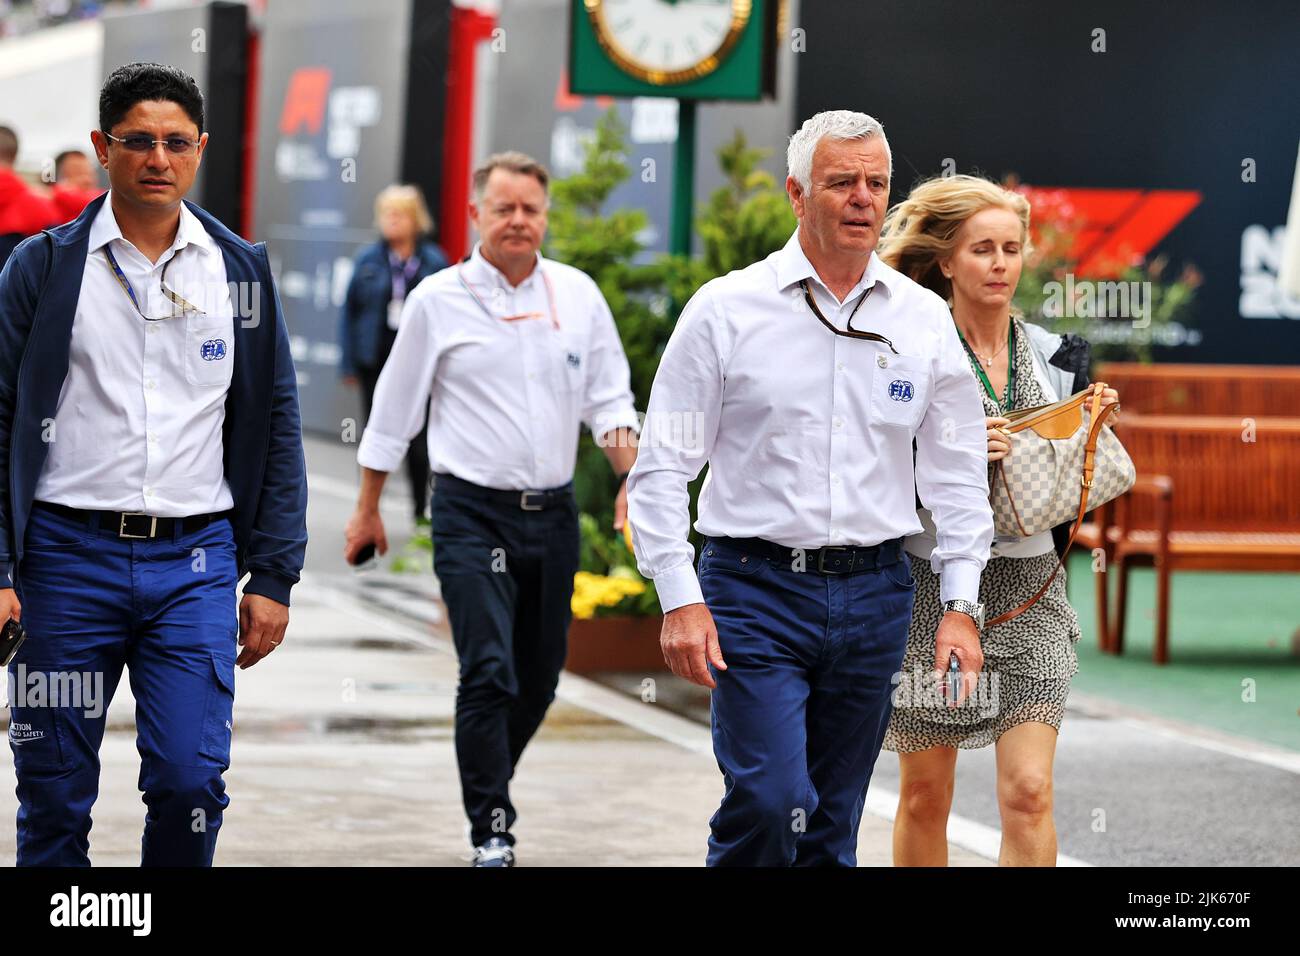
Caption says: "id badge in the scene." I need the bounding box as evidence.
[387,298,404,330]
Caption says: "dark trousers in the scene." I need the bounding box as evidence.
[358,361,430,519]
[8,504,238,866]
[700,537,915,866]
[430,478,579,847]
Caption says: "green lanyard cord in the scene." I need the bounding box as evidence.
[956,320,1015,410]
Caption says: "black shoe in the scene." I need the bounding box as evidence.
[471,836,515,867]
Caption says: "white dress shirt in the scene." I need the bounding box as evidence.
[34,193,236,516]
[627,230,994,613]
[356,243,639,489]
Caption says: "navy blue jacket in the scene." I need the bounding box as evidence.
[338,238,449,375]
[0,193,308,605]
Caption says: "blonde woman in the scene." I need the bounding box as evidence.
[877,175,1117,866]
[339,184,449,524]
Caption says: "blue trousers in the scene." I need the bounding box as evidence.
[7,503,239,866]
[700,537,915,866]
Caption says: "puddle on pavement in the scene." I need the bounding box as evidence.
[66,706,648,746]
[280,637,426,653]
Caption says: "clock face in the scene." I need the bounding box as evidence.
[585,0,753,85]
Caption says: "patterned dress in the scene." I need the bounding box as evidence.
[882,317,1082,753]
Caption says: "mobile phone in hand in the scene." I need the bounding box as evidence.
[350,542,377,569]
[1,618,27,667]
[946,652,962,707]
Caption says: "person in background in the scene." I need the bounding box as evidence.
[344,152,639,867]
[55,149,100,191]
[877,174,1116,866]
[0,125,57,268]
[0,129,101,268]
[339,184,448,525]
[50,148,103,221]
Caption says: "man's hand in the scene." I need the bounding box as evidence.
[933,610,984,707]
[613,480,629,532]
[598,427,636,532]
[660,602,726,689]
[237,593,289,669]
[0,587,21,624]
[344,506,388,564]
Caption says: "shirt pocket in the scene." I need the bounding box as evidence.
[184,316,234,388]
[869,354,930,431]
[550,330,587,394]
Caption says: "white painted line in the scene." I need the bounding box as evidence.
[555,672,715,756]
[296,573,1016,864]
[863,786,1091,867]
[1068,691,1300,775]
[299,571,449,653]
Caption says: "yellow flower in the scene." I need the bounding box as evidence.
[570,570,647,618]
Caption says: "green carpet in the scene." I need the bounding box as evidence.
[1062,553,1300,752]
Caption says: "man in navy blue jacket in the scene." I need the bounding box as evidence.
[0,62,307,866]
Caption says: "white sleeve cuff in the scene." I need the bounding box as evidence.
[654,562,704,614]
[935,557,982,605]
[356,428,411,473]
[590,407,642,442]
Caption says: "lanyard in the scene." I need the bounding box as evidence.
[798,278,899,353]
[956,320,1016,410]
[389,251,422,302]
[102,246,202,320]
[456,262,559,330]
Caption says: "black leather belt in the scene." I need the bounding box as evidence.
[432,473,574,512]
[707,536,905,575]
[33,500,227,540]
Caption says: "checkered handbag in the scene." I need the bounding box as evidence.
[990,383,1136,537]
[984,384,1136,629]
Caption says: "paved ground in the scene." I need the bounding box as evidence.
[2,432,1295,867]
[0,574,990,866]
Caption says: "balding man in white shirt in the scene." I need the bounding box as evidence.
[345,152,638,867]
[628,111,994,866]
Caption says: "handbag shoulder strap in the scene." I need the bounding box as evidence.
[985,383,1115,629]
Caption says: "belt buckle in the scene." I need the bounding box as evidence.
[519,491,545,511]
[119,512,158,539]
[816,546,852,574]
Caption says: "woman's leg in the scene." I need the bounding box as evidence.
[994,720,1059,866]
[893,746,958,866]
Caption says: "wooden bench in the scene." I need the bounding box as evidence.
[1088,415,1300,663]
[1097,363,1300,416]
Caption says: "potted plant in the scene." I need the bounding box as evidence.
[565,514,665,674]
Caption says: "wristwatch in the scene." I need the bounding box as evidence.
[942,599,985,631]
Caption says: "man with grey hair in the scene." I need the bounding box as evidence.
[628,110,993,865]
[345,151,639,866]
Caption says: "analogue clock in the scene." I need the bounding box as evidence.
[583,0,753,86]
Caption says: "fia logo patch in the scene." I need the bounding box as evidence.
[201,339,227,362]
[888,379,914,402]
[566,351,581,369]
